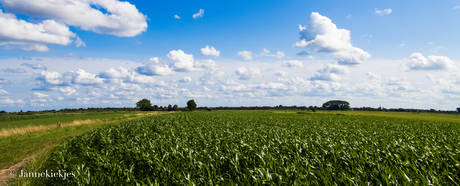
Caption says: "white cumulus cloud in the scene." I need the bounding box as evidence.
[193,9,204,19]
[295,12,370,65]
[257,48,285,59]
[283,60,304,69]
[68,69,104,85]
[375,8,392,15]
[309,64,350,81]
[0,0,148,37]
[235,67,261,80]
[179,76,192,83]
[237,50,253,60]
[175,15,180,19]
[168,50,199,72]
[0,10,75,50]
[276,51,285,59]
[136,64,175,76]
[405,53,455,71]
[200,45,220,57]
[194,59,218,70]
[32,92,49,98]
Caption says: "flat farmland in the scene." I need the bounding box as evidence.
[35,111,459,185]
[0,112,143,130]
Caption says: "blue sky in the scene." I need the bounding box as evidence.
[0,0,459,112]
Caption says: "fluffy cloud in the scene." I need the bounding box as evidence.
[129,74,156,84]
[175,15,180,19]
[1,68,27,73]
[282,60,304,69]
[295,12,370,65]
[257,48,285,59]
[405,53,455,71]
[255,82,289,91]
[36,71,70,86]
[199,71,225,85]
[32,92,49,98]
[200,45,220,57]
[276,51,285,59]
[21,63,48,70]
[426,73,460,94]
[235,67,261,80]
[99,67,131,79]
[237,50,253,60]
[36,69,103,88]
[168,50,199,72]
[220,84,250,92]
[194,59,219,70]
[59,87,77,96]
[375,8,392,15]
[386,77,417,92]
[136,64,175,76]
[179,76,192,83]
[0,99,16,104]
[0,0,148,37]
[309,64,349,81]
[193,9,204,19]
[68,69,104,85]
[100,67,160,84]
[0,10,75,49]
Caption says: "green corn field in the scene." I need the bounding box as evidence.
[40,111,460,185]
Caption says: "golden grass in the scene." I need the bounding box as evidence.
[0,111,170,138]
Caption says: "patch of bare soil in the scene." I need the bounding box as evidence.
[0,157,30,186]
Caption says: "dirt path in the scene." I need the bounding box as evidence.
[0,157,30,186]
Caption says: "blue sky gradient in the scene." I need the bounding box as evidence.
[0,0,459,112]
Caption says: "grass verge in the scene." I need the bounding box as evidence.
[0,112,143,130]
[0,112,169,170]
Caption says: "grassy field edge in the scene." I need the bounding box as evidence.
[0,112,171,171]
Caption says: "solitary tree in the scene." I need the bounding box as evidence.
[136,99,152,111]
[173,104,179,111]
[167,104,173,111]
[187,99,197,111]
[457,107,460,112]
[322,100,350,110]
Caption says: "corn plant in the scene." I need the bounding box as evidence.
[40,112,460,185]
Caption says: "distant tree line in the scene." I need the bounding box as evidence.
[353,106,459,114]
[136,99,197,111]
[2,100,458,114]
[0,107,138,115]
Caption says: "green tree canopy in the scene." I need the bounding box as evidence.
[173,104,179,111]
[136,99,152,111]
[322,100,350,110]
[457,107,460,112]
[187,99,197,111]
